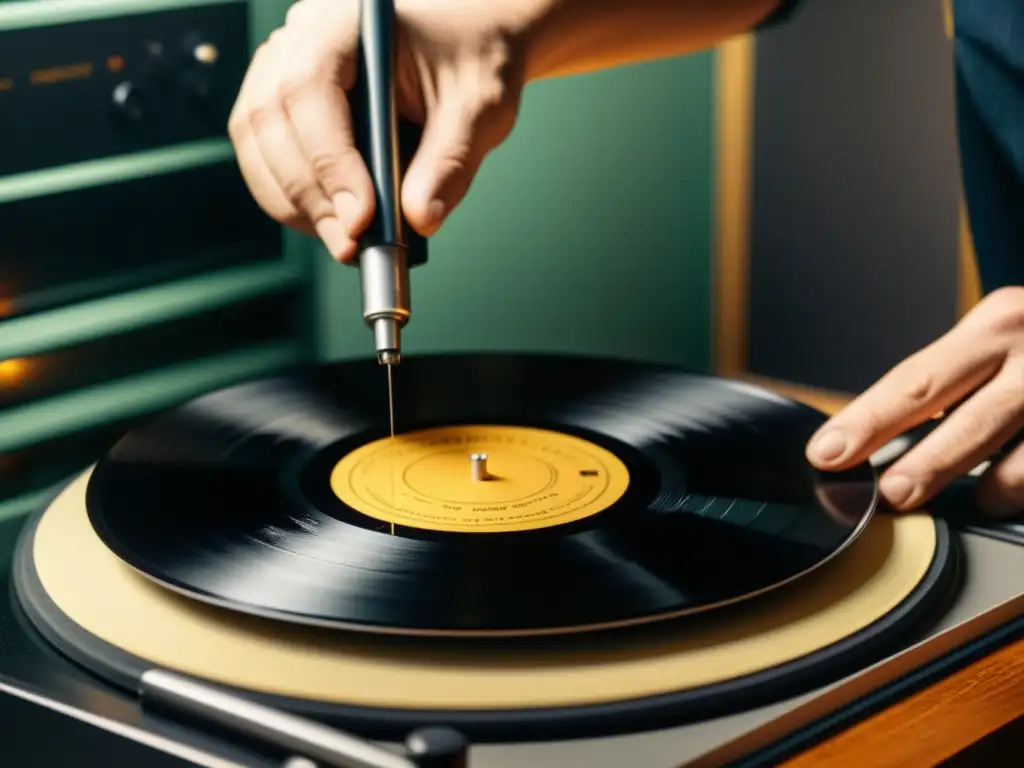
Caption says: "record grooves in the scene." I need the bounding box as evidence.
[83,354,879,637]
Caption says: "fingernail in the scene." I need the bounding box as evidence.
[880,473,915,508]
[423,198,446,233]
[315,217,355,262]
[808,431,847,465]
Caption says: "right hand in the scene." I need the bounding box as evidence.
[228,0,532,261]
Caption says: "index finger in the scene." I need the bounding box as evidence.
[278,42,375,252]
[806,328,1002,471]
[229,39,309,232]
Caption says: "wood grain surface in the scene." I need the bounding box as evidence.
[757,375,1024,766]
[781,638,1024,767]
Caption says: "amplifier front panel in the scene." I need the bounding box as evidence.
[0,0,250,174]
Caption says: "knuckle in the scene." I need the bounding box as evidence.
[278,175,314,206]
[280,177,333,223]
[276,73,317,111]
[309,151,341,184]
[976,286,1024,335]
[309,147,360,190]
[276,55,335,112]
[892,363,937,408]
[992,456,1024,497]
[245,101,277,132]
[227,111,248,141]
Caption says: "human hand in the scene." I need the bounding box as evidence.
[228,0,531,261]
[806,287,1024,516]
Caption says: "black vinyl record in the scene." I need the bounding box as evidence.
[85,353,878,637]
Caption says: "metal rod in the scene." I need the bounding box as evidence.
[356,0,411,365]
[139,669,414,768]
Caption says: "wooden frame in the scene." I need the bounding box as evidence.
[945,0,983,319]
[712,35,755,382]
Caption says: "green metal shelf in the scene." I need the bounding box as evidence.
[0,138,236,204]
[0,259,305,359]
[0,485,57,524]
[0,0,239,31]
[0,0,313,520]
[0,339,303,454]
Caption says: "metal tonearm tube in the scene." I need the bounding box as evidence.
[139,669,469,768]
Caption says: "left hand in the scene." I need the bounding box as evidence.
[805,286,1024,516]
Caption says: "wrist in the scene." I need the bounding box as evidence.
[511,0,786,83]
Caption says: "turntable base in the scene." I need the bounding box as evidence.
[0,360,1022,766]
[23,469,941,712]
[0,491,1020,766]
[3,467,1021,766]
[0,487,1015,765]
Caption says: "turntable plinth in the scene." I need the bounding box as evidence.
[759,377,1024,767]
[4,355,1022,768]
[783,635,1024,766]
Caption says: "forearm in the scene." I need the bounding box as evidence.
[519,0,784,81]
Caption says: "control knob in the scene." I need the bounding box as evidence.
[110,80,144,122]
[181,34,219,103]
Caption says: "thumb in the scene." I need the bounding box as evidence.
[401,92,507,236]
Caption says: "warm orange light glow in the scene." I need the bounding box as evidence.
[106,55,125,73]
[0,358,29,386]
[30,62,93,86]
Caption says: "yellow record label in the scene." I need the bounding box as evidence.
[330,425,630,533]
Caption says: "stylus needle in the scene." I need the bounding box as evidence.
[387,363,396,536]
[386,363,395,439]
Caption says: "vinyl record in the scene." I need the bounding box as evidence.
[85,353,878,637]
